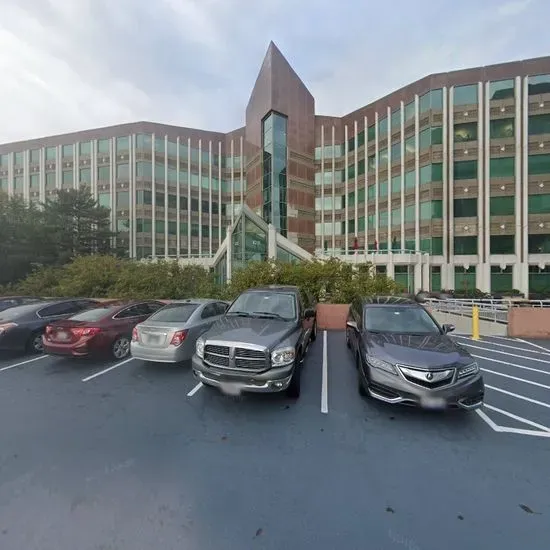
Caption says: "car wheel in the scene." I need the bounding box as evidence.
[310,320,317,342]
[27,331,44,354]
[357,355,368,397]
[346,329,351,349]
[112,336,130,360]
[286,359,301,399]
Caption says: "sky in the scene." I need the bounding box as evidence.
[0,0,548,144]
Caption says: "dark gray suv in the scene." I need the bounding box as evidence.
[191,286,317,398]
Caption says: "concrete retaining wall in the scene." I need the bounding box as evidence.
[508,308,550,339]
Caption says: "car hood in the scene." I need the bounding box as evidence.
[363,332,472,369]
[203,316,296,350]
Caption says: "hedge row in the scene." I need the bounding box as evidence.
[1,255,400,304]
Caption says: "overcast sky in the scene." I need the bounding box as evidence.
[0,0,548,143]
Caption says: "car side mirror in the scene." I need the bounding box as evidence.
[304,308,315,319]
[442,323,455,334]
[346,320,358,331]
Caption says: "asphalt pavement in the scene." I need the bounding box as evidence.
[0,332,549,550]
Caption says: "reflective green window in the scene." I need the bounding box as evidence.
[379,180,388,198]
[79,142,91,156]
[367,185,376,200]
[420,163,443,184]
[420,200,443,219]
[136,219,152,233]
[137,134,152,151]
[378,117,388,135]
[368,155,376,171]
[489,80,515,100]
[391,142,401,163]
[490,157,515,178]
[0,154,8,167]
[379,210,388,228]
[431,266,441,291]
[347,134,355,152]
[367,125,375,142]
[528,114,550,135]
[155,138,165,154]
[98,166,110,181]
[30,149,40,163]
[420,237,443,255]
[136,190,152,205]
[391,109,401,130]
[116,136,129,152]
[455,266,476,291]
[391,175,401,194]
[454,122,477,142]
[14,176,23,190]
[30,174,39,188]
[528,74,550,95]
[528,154,550,175]
[391,207,401,226]
[62,145,73,158]
[405,136,415,155]
[0,178,7,192]
[419,89,443,112]
[117,191,129,209]
[453,84,478,106]
[46,172,55,188]
[116,163,129,180]
[14,152,23,165]
[404,101,415,121]
[454,236,478,255]
[404,205,415,223]
[97,139,110,154]
[490,196,515,216]
[490,118,514,138]
[528,235,550,254]
[453,160,477,180]
[378,148,388,167]
[528,194,550,214]
[490,235,514,254]
[46,147,56,161]
[156,220,165,233]
[136,161,152,178]
[419,127,443,149]
[348,164,355,180]
[357,131,365,149]
[79,168,91,184]
[405,170,415,189]
[62,169,73,186]
[454,198,477,217]
[357,216,366,232]
[491,266,513,292]
[98,193,110,208]
[155,162,165,182]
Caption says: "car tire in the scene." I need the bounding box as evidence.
[357,355,368,397]
[346,329,351,349]
[112,336,131,360]
[27,331,44,354]
[286,359,301,399]
[310,320,317,343]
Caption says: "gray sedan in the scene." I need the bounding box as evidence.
[130,299,229,363]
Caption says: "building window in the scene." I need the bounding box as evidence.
[30,174,39,189]
[46,172,56,189]
[98,193,110,208]
[116,163,129,180]
[79,141,91,156]
[30,149,40,163]
[46,147,56,161]
[490,157,515,178]
[528,234,550,253]
[136,134,152,151]
[490,118,514,139]
[80,168,91,184]
[420,163,443,184]
[454,198,477,218]
[14,176,23,191]
[528,114,550,136]
[489,80,515,100]
[0,154,8,167]
[528,194,550,214]
[528,154,550,175]
[453,84,478,106]
[454,266,476,292]
[454,122,477,142]
[453,160,477,180]
[391,109,401,130]
[378,117,388,135]
[419,127,443,149]
[62,145,73,158]
[420,200,443,220]
[116,191,129,209]
[116,136,129,153]
[419,89,443,112]
[62,169,73,187]
[490,196,515,216]
[528,74,550,96]
[136,161,152,178]
[97,139,110,155]
[98,166,110,181]
[454,236,477,255]
[14,152,24,165]
[490,235,515,254]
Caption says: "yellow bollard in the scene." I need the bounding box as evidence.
[472,305,480,340]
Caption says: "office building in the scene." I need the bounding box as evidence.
[1,42,549,295]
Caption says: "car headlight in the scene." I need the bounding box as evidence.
[271,347,295,367]
[196,337,205,359]
[366,355,398,376]
[457,362,479,379]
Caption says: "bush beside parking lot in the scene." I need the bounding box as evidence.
[1,255,399,304]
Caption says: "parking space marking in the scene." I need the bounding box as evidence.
[81,357,135,382]
[187,382,203,397]
[484,403,550,433]
[481,367,550,390]
[475,409,502,432]
[321,330,328,414]
[486,384,550,410]
[460,342,550,365]
[453,335,550,357]
[516,339,550,353]
[0,355,49,373]
[471,354,550,376]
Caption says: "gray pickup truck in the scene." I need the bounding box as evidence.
[191,285,317,398]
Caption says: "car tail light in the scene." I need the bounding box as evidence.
[132,326,139,342]
[71,327,101,338]
[170,329,188,347]
[0,323,17,335]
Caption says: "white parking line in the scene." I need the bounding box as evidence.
[476,409,502,432]
[483,403,550,433]
[516,339,550,353]
[486,384,550,410]
[0,355,49,373]
[321,330,328,414]
[81,358,134,382]
[187,382,203,397]
[471,354,550,376]
[453,335,550,357]
[481,367,550,390]
[460,342,550,364]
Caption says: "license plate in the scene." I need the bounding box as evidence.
[421,397,447,409]
[56,332,69,341]
[219,381,242,396]
[146,334,161,345]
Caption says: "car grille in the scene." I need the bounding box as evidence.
[204,344,268,370]
[397,365,455,389]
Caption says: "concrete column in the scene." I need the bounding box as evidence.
[268,223,277,259]
[226,225,233,282]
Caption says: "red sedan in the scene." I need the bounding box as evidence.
[43,300,166,360]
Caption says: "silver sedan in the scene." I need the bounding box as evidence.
[130,299,229,364]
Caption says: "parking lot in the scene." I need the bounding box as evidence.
[1,332,549,550]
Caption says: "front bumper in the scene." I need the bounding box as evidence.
[191,354,294,393]
[364,365,484,411]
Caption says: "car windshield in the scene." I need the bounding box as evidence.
[365,306,441,334]
[69,306,120,322]
[0,302,43,320]
[227,291,296,321]
[147,304,199,322]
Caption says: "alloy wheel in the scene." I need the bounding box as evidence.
[113,337,130,360]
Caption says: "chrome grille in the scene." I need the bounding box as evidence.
[204,342,268,370]
[397,365,455,389]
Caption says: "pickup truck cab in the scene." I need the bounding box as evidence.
[191,285,317,398]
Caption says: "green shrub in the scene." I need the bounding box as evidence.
[10,255,399,304]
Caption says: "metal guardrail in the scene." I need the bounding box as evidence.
[425,297,550,325]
